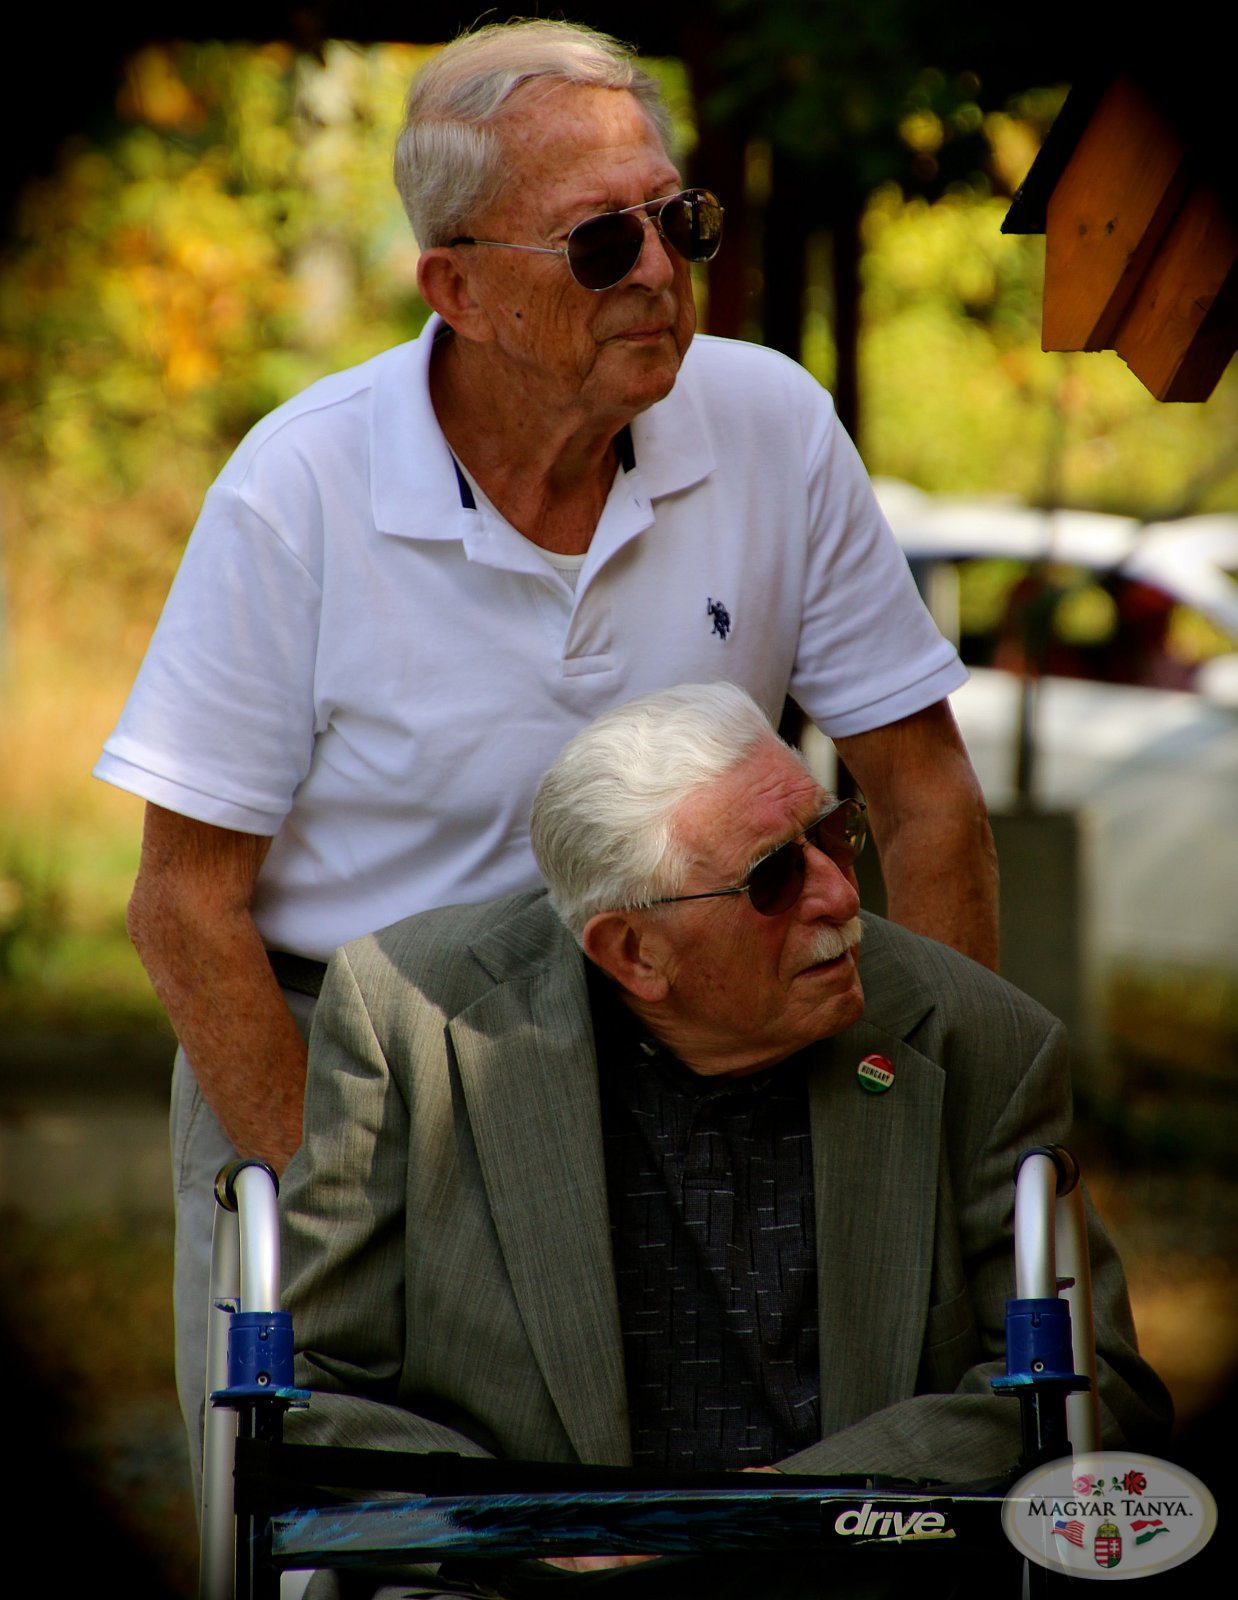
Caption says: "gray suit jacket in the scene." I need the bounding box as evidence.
[281,895,1168,1483]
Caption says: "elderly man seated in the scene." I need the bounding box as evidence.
[280,681,1168,1597]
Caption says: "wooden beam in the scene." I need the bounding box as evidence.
[1042,76,1186,352]
[1114,182,1238,401]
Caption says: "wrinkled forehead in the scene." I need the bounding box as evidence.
[491,81,674,195]
[672,739,827,881]
[496,75,668,140]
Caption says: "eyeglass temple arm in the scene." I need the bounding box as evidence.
[656,885,748,906]
[450,238,564,259]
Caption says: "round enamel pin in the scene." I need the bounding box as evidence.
[857,1053,895,1094]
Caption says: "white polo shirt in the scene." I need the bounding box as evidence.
[95,318,965,959]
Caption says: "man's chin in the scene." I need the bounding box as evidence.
[822,971,865,1032]
[607,342,683,398]
[793,950,862,1017]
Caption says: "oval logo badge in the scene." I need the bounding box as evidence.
[1002,1451,1216,1580]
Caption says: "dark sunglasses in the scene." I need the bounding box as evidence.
[450,188,724,292]
[649,797,868,919]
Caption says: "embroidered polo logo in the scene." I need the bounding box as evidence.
[707,598,731,640]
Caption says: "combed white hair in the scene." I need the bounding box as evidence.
[530,683,794,941]
[394,19,674,248]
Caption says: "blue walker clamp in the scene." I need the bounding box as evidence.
[992,1296,1090,1393]
[211,1308,311,1408]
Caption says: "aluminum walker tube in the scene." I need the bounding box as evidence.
[1013,1147,1101,1454]
[199,1161,283,1600]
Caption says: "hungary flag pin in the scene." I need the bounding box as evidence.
[857,1054,895,1094]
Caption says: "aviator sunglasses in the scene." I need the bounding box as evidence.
[450,188,724,292]
[649,797,868,918]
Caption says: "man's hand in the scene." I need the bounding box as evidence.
[541,1556,660,1571]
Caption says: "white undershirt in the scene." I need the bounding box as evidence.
[454,459,589,592]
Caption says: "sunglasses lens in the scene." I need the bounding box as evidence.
[565,191,725,290]
[808,803,866,868]
[747,842,806,916]
[659,190,724,263]
[747,803,865,916]
[566,212,646,290]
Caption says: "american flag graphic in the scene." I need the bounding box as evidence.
[1053,1520,1085,1547]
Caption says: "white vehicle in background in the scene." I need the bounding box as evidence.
[820,483,1238,1056]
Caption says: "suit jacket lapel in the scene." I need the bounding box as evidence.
[448,909,630,1467]
[811,919,947,1437]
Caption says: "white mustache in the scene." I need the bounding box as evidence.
[807,917,863,965]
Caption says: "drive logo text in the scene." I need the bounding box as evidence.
[832,1501,950,1539]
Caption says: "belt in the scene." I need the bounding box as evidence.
[267,949,328,999]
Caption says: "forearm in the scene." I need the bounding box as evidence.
[835,702,999,970]
[778,1312,1168,1486]
[869,787,999,970]
[779,1388,1019,1483]
[127,805,308,1170]
[132,902,308,1169]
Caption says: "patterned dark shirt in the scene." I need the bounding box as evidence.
[590,965,820,1471]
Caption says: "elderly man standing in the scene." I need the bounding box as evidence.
[94,20,996,1481]
[281,681,1166,1599]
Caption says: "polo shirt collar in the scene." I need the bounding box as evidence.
[369,317,469,540]
[368,314,715,543]
[627,341,714,498]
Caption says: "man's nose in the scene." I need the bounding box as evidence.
[799,841,861,921]
[624,215,677,290]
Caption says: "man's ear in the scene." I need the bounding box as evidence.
[416,247,496,343]
[582,911,669,1004]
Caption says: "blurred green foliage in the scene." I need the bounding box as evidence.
[1,41,434,608]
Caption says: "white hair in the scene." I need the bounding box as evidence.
[530,683,795,940]
[394,19,674,248]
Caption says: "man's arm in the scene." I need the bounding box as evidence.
[775,1195,1169,1484]
[834,700,999,970]
[280,940,500,1462]
[127,802,307,1171]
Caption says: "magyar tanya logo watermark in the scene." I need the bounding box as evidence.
[1002,1451,1216,1580]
